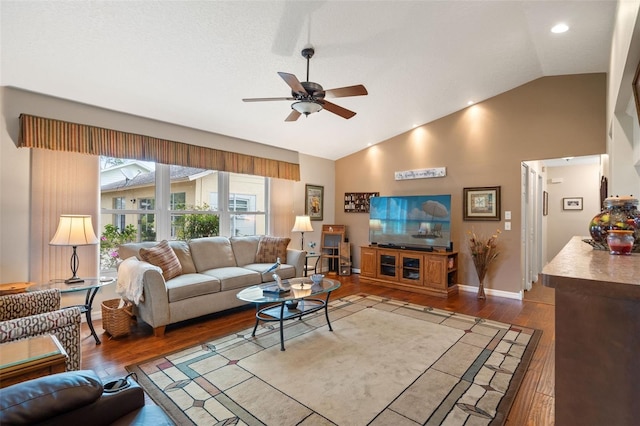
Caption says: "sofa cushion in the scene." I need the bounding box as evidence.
[230,236,260,266]
[255,236,290,264]
[165,273,221,303]
[167,241,197,274]
[139,240,183,281]
[201,267,262,291]
[243,263,297,282]
[189,237,238,271]
[0,370,102,424]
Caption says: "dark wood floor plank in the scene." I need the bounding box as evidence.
[80,275,555,424]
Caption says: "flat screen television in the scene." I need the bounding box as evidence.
[369,194,452,250]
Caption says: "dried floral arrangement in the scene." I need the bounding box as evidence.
[467,228,501,299]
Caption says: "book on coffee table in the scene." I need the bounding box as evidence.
[262,284,290,296]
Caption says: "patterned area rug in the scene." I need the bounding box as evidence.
[127,294,541,425]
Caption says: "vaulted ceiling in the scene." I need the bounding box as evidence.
[0,1,616,160]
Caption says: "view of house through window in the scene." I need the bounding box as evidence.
[100,157,269,270]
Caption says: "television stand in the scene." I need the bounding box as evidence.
[360,246,458,297]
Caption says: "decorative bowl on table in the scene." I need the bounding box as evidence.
[310,274,324,285]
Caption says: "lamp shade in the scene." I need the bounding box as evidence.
[292,101,323,115]
[291,215,313,233]
[50,215,99,246]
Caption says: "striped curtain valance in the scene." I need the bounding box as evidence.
[18,114,300,181]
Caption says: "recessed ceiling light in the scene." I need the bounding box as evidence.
[551,23,569,34]
[412,124,418,128]
[367,142,372,146]
[467,100,475,106]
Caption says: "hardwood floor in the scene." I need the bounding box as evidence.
[81,275,555,425]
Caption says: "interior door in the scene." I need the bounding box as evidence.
[521,163,531,292]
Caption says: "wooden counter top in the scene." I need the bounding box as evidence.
[541,235,640,299]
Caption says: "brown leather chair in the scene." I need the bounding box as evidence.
[0,370,173,425]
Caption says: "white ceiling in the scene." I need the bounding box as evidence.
[0,1,616,161]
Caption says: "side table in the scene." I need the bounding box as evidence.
[28,278,115,345]
[304,253,321,277]
[0,282,31,296]
[0,334,68,388]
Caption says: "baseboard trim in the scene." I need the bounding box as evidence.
[457,284,523,300]
[351,270,523,300]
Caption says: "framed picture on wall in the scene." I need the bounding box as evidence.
[463,186,501,221]
[305,184,324,221]
[344,192,379,213]
[562,197,583,211]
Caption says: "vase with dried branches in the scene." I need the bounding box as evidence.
[467,229,501,299]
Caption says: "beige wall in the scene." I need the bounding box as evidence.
[288,153,336,253]
[607,1,640,196]
[335,74,606,296]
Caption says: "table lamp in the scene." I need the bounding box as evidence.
[291,215,313,250]
[50,215,99,284]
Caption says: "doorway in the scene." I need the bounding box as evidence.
[521,155,602,304]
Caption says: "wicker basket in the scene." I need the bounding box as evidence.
[101,299,133,338]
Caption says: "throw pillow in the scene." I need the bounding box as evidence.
[139,240,182,281]
[255,236,290,264]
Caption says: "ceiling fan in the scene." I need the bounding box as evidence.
[242,47,368,121]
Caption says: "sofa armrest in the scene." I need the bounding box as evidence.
[0,307,82,371]
[133,269,171,333]
[0,370,149,426]
[50,377,146,426]
[286,249,306,277]
[0,370,103,424]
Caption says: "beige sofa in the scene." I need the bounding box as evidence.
[118,236,305,337]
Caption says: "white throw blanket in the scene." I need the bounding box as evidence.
[116,257,162,305]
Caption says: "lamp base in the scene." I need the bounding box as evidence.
[64,277,84,284]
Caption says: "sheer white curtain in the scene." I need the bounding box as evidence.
[29,149,99,283]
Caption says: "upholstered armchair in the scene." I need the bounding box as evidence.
[0,289,82,371]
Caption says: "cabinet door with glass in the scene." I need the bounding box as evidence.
[399,253,423,285]
[377,250,399,280]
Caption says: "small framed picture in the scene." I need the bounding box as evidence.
[562,197,583,211]
[463,186,501,221]
[305,184,324,221]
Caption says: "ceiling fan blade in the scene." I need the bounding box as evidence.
[285,109,301,122]
[321,100,357,119]
[242,97,294,102]
[324,84,368,98]
[278,72,308,95]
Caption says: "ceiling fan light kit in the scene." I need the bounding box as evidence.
[292,100,323,115]
[242,47,368,121]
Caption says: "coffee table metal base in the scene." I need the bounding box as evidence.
[251,293,334,351]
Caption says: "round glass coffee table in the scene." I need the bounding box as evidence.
[237,277,341,351]
[28,278,115,345]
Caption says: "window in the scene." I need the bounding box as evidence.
[138,198,156,242]
[112,197,126,231]
[100,158,269,270]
